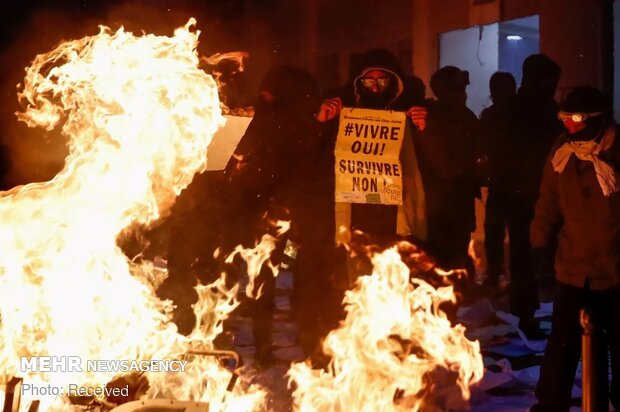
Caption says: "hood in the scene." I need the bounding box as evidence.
[350,49,405,109]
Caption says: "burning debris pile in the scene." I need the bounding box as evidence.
[0,15,484,412]
[0,19,265,411]
[288,245,484,412]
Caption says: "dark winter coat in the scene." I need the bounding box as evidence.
[480,96,519,191]
[325,49,423,241]
[531,124,620,290]
[414,99,481,233]
[227,66,330,246]
[512,91,564,200]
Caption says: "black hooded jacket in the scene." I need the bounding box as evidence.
[323,49,419,240]
[326,49,415,111]
[227,65,331,245]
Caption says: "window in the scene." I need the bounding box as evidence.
[439,15,540,116]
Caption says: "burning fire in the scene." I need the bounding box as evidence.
[225,220,290,299]
[288,245,484,411]
[0,19,264,411]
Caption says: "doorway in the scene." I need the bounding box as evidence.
[439,15,540,116]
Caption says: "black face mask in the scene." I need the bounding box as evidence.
[568,116,608,142]
[358,90,393,109]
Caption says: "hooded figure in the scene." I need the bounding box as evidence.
[232,64,322,213]
[328,49,409,111]
[474,55,563,339]
[556,85,612,141]
[489,71,517,106]
[531,86,620,411]
[224,65,325,367]
[479,71,518,288]
[413,66,481,280]
[521,54,561,101]
[352,63,404,109]
[306,50,427,364]
[515,54,564,198]
[325,49,425,244]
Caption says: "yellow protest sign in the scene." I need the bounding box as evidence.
[335,107,406,205]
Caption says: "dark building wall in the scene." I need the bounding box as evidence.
[539,0,608,98]
[309,0,413,91]
[412,0,501,92]
[33,1,600,108]
[0,0,612,185]
[501,0,537,21]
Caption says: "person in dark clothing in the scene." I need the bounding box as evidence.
[317,48,426,244]
[530,86,620,411]
[224,64,324,367]
[161,160,237,337]
[230,64,322,216]
[413,66,482,283]
[401,74,427,109]
[497,54,563,338]
[515,54,564,202]
[480,72,518,287]
[313,49,427,364]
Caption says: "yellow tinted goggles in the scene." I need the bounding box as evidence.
[360,77,390,89]
[557,111,603,123]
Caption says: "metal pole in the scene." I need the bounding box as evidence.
[27,400,39,412]
[2,377,22,412]
[185,349,243,391]
[580,307,608,412]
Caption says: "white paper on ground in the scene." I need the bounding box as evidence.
[495,310,547,352]
[535,301,554,318]
[515,366,541,388]
[539,320,552,330]
[468,324,517,343]
[571,384,582,398]
[459,298,497,328]
[479,359,540,390]
[206,115,252,171]
[476,370,515,391]
[485,340,541,357]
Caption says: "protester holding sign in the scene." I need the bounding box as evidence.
[334,108,407,206]
[308,48,428,365]
[316,48,427,248]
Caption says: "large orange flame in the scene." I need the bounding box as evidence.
[225,220,290,299]
[0,19,264,411]
[288,246,484,411]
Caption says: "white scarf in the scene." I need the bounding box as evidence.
[551,125,620,197]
